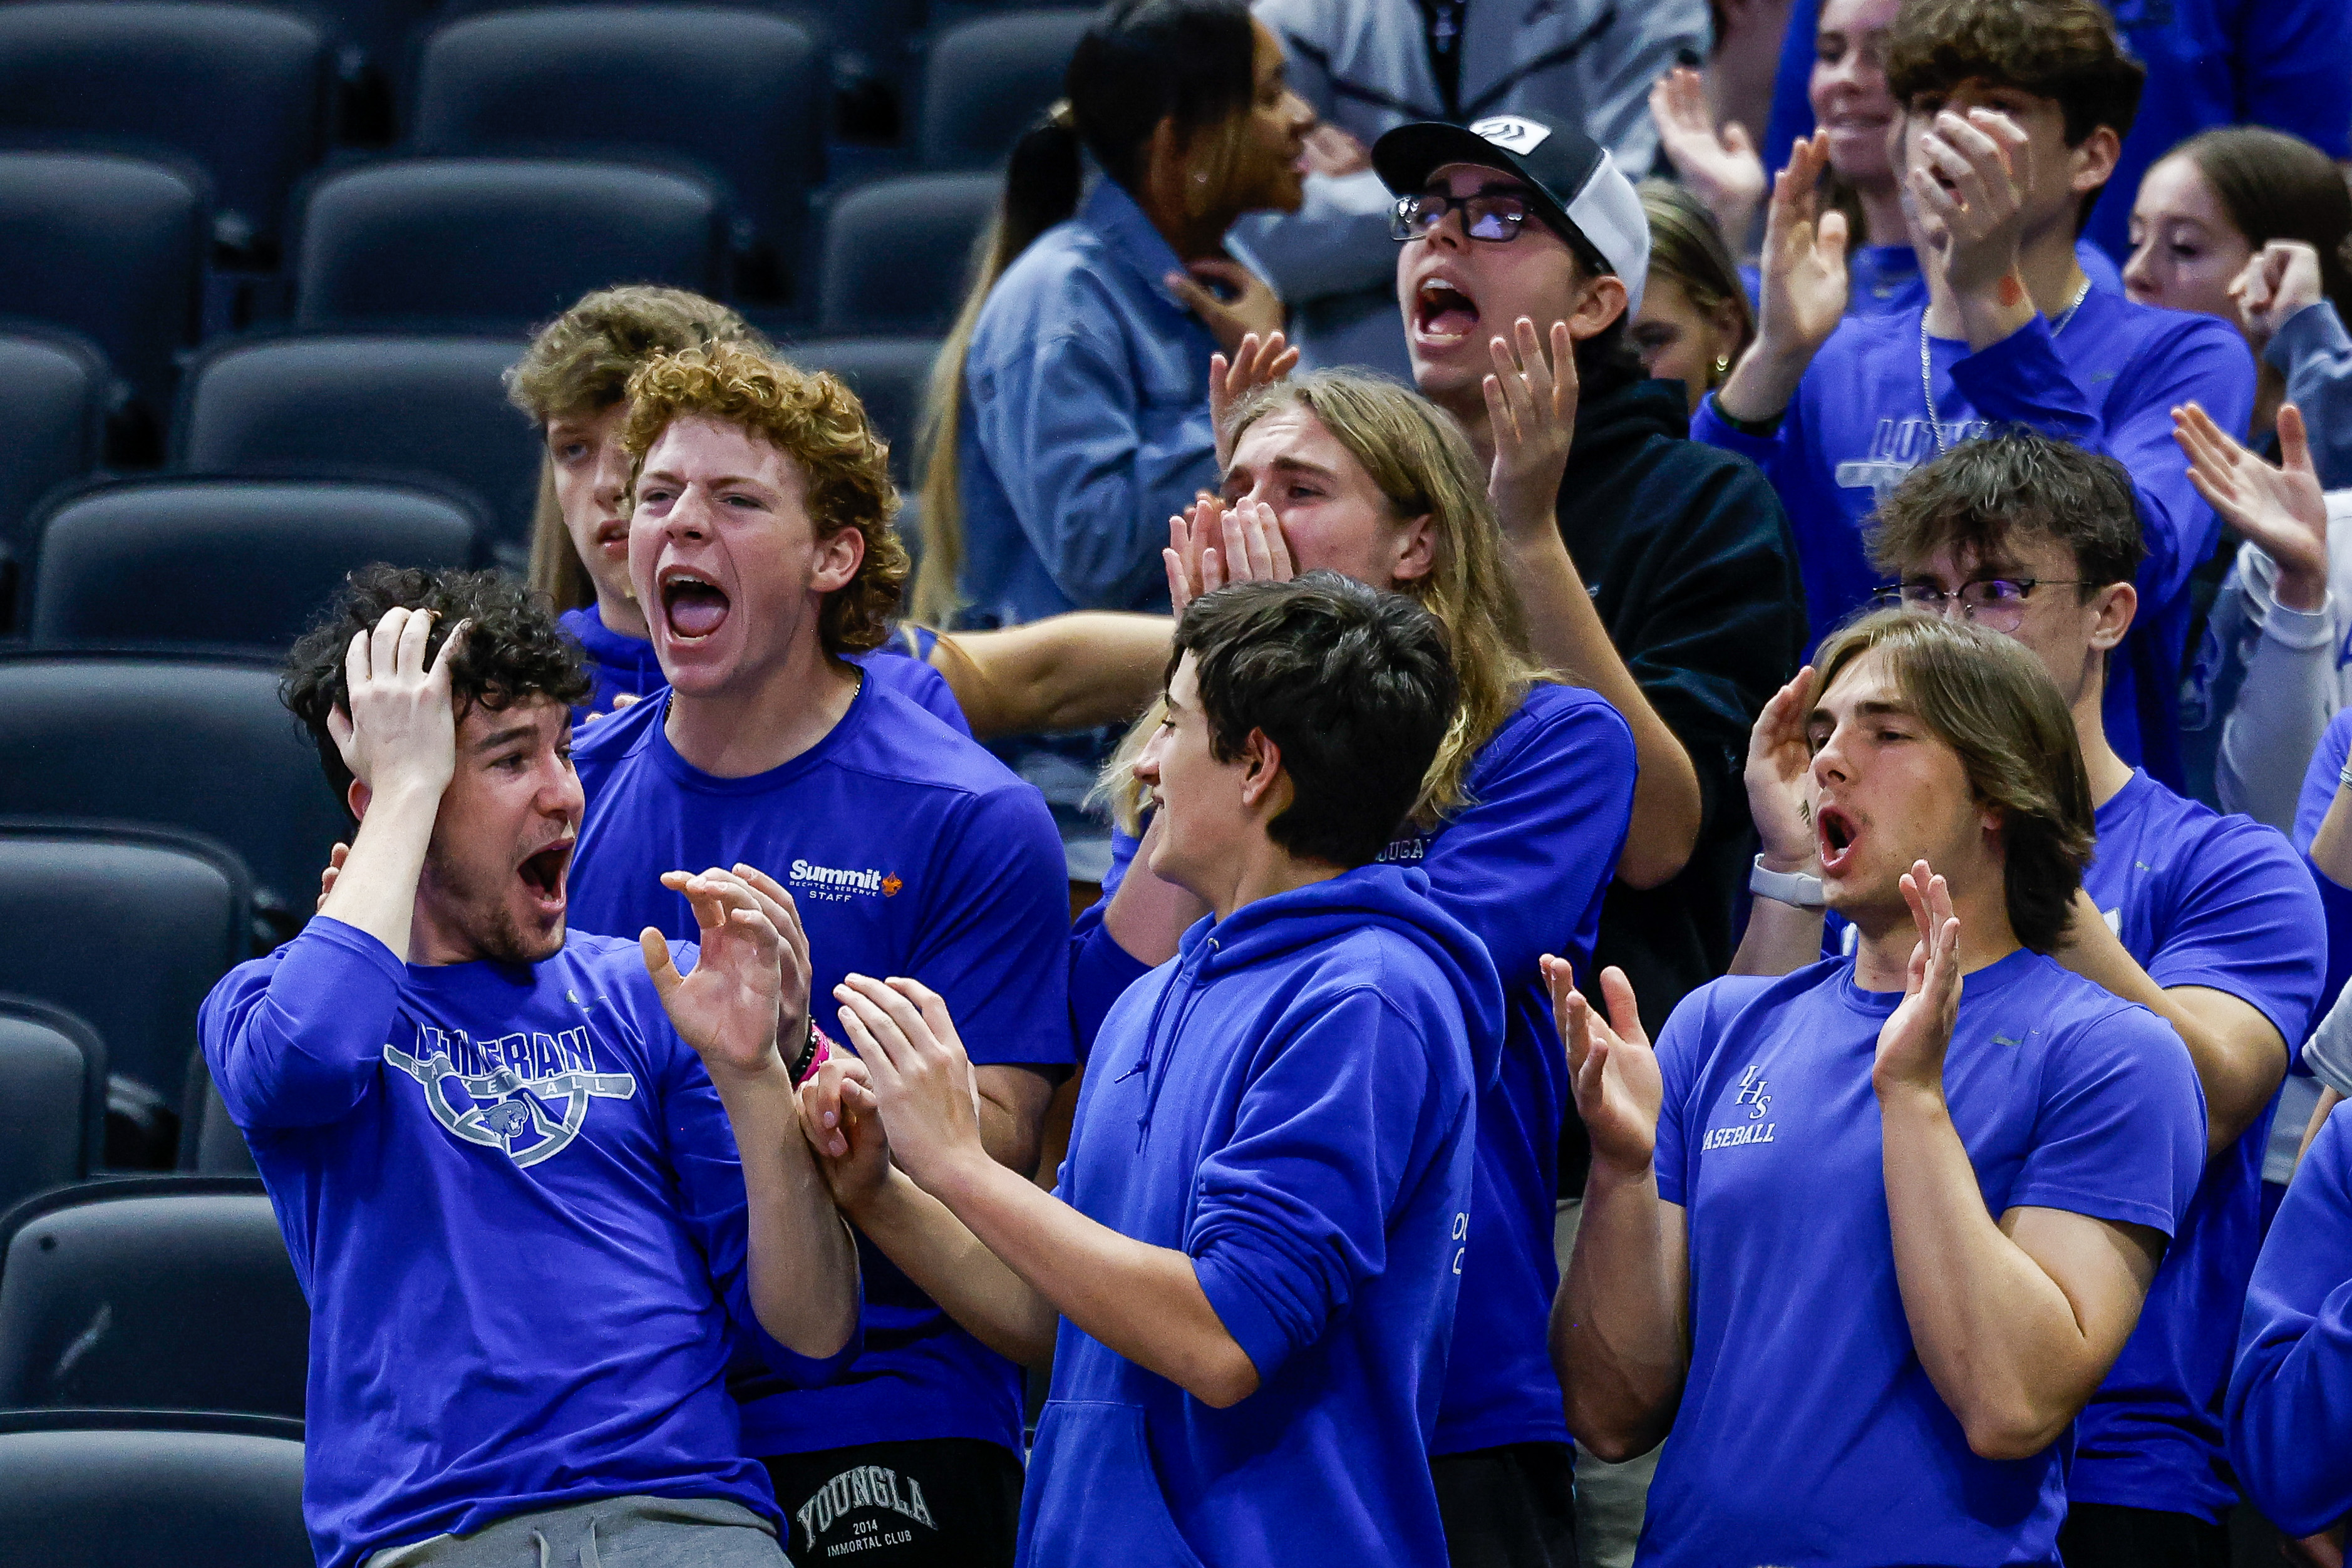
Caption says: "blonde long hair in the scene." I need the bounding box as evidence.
[1103,369,1546,832]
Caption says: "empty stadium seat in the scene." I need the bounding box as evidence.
[0,4,331,263]
[293,158,726,329]
[0,825,250,1159]
[178,1053,255,1177]
[0,1410,309,1565]
[920,11,1090,169]
[415,7,821,302]
[0,1177,306,1420]
[0,997,106,1215]
[178,333,539,558]
[0,151,204,436]
[788,336,942,484]
[0,658,347,946]
[26,477,478,653]
[818,173,996,336]
[0,328,108,626]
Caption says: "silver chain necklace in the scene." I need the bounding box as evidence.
[1920,277,2093,455]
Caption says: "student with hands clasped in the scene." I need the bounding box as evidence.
[1549,609,2205,1567]
[201,568,860,1568]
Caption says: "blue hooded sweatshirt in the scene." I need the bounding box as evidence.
[1019,862,1504,1568]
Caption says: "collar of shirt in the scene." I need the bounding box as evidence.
[1082,177,1195,313]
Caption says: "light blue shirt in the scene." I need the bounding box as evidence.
[957,178,1219,628]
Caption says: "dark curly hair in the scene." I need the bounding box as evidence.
[284,564,591,821]
[623,339,907,656]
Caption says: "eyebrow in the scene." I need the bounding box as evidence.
[471,723,541,755]
[1806,698,1916,726]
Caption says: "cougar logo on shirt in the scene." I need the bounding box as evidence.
[384,1023,636,1168]
[790,859,902,902]
[1703,1065,1777,1150]
[795,1463,936,1552]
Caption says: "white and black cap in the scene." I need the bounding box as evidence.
[1373,111,1649,312]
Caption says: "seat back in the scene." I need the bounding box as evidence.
[0,998,106,1214]
[920,11,1091,169]
[0,827,250,1140]
[787,336,941,485]
[0,1179,305,1420]
[0,659,335,943]
[178,1051,257,1177]
[0,1414,309,1564]
[0,328,108,615]
[817,172,997,336]
[294,158,725,329]
[27,478,478,652]
[0,151,204,421]
[0,3,331,262]
[179,336,542,565]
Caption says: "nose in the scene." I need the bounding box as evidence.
[1421,202,1469,252]
[546,753,587,818]
[592,446,628,512]
[1134,720,1167,782]
[663,483,711,542]
[1809,722,1852,789]
[2120,239,2155,294]
[1287,90,1315,135]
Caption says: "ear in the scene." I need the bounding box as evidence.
[812,523,867,596]
[2068,125,2122,204]
[348,776,372,824]
[2086,578,2136,650]
[1238,726,1286,810]
[1706,294,1748,354]
[1567,273,1629,341]
[1142,115,1185,209]
[1389,513,1438,585]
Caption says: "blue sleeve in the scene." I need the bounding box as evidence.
[1069,823,1150,1061]
[199,917,403,1131]
[1760,0,1820,169]
[1188,985,1457,1383]
[1949,314,2254,626]
[968,309,1215,611]
[1421,693,1633,984]
[911,785,1075,1069]
[2143,819,2327,1050]
[2237,0,2352,159]
[2227,1100,2352,1534]
[2271,302,2352,492]
[2293,707,2352,854]
[2011,1002,2206,1236]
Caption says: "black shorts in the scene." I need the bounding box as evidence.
[1431,1441,1579,1568]
[2058,1502,2231,1568]
[763,1437,1023,1568]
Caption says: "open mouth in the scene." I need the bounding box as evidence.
[659,566,731,641]
[1414,279,1480,344]
[517,838,573,916]
[1816,805,1860,877]
[592,518,629,558]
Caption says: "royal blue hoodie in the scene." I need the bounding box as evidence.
[1020,863,1504,1568]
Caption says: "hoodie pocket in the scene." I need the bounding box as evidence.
[1024,1400,1209,1568]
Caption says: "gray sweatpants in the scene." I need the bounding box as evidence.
[364,1494,786,1568]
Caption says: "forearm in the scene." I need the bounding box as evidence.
[320,781,441,957]
[845,1165,1060,1364]
[1715,340,1816,426]
[1730,894,1828,976]
[975,1063,1054,1177]
[1953,278,2039,354]
[2299,1087,2344,1167]
[932,1153,1259,1406]
[937,614,1171,739]
[1553,1162,1688,1460]
[1507,531,1700,887]
[711,1061,861,1359]
[1102,852,1210,968]
[1879,1083,2113,1458]
[2219,561,2337,831]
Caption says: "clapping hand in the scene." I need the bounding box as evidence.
[832,975,988,1196]
[643,865,810,1082]
[1906,108,2031,305]
[2175,401,2331,613]
[1745,666,1820,875]
[1163,494,1295,615]
[796,1051,893,1211]
[1649,65,1767,247]
[1872,862,1963,1098]
[1545,956,1662,1182]
[1209,331,1299,468]
[1483,316,1578,546]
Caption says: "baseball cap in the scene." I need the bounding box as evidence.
[1373,111,1649,312]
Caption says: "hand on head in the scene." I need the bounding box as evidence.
[329,607,468,803]
[1746,665,1820,874]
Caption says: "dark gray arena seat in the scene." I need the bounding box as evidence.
[0,328,108,626]
[0,997,106,1215]
[0,3,331,262]
[817,172,997,336]
[787,336,942,484]
[0,1411,309,1565]
[293,157,726,329]
[920,11,1091,169]
[26,477,478,653]
[0,1177,306,1420]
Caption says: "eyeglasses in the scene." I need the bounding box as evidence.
[1872,578,2087,632]
[1390,190,1535,243]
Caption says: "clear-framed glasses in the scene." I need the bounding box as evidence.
[1390,190,1534,243]
[1872,578,2086,632]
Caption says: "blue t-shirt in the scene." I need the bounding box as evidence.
[1740,240,2124,321]
[2227,1098,2352,1535]
[566,680,1073,1457]
[2291,711,2352,1068]
[199,920,858,1568]
[1023,865,1500,1568]
[1639,949,2205,1567]
[557,604,971,736]
[2066,770,2326,1520]
[1068,683,1638,1455]
[1693,288,2254,787]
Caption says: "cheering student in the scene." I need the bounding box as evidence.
[1735,433,2326,1564]
[1556,607,2205,1567]
[564,340,1072,1567]
[1695,0,2253,788]
[201,569,859,1568]
[806,574,1504,1567]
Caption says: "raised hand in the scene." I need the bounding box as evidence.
[1164,495,1294,614]
[2232,239,2328,355]
[642,867,792,1080]
[1483,316,1579,545]
[1872,861,1963,1098]
[328,607,467,802]
[1745,665,1820,874]
[1649,66,1767,247]
[796,1052,893,1211]
[1166,257,1286,357]
[1907,108,2031,304]
[2175,401,2331,612]
[1719,133,1849,423]
[833,974,987,1195]
[1209,331,1299,468]
[1545,955,1663,1182]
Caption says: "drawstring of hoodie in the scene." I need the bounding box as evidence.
[1133,935,1217,1149]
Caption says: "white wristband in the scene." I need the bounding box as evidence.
[1750,854,1825,909]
